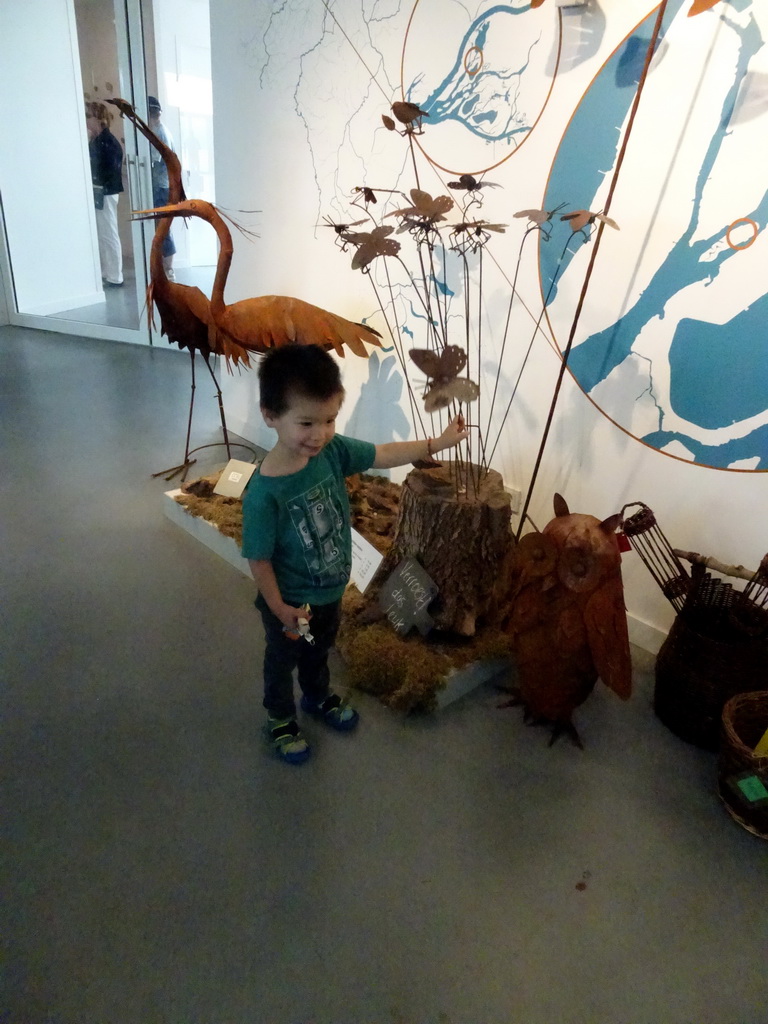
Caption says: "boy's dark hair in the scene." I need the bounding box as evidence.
[259,344,345,415]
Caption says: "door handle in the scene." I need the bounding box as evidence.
[126,154,140,207]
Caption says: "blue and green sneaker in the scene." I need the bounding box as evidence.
[266,716,311,764]
[300,692,359,731]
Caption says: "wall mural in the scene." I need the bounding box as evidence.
[401,0,562,173]
[254,0,765,473]
[542,0,768,471]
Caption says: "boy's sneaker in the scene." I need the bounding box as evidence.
[265,716,311,764]
[300,692,359,731]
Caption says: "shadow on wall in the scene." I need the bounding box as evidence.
[553,2,607,76]
[344,352,411,475]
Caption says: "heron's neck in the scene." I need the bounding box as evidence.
[208,207,233,320]
[150,219,170,282]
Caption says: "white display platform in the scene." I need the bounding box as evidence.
[164,488,252,577]
[163,489,512,708]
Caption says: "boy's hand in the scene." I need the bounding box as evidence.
[276,603,311,631]
[434,413,469,453]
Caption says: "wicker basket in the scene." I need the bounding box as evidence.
[654,573,768,750]
[718,691,768,840]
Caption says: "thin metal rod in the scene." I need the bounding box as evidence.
[184,347,197,460]
[203,353,231,458]
[483,225,535,450]
[486,234,572,469]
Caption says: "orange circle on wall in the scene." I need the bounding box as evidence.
[726,217,759,251]
[401,0,563,176]
[463,46,483,77]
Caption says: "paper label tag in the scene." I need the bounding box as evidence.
[349,529,384,594]
[213,459,258,498]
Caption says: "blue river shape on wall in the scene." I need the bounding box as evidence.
[411,5,540,144]
[670,294,768,429]
[539,0,767,469]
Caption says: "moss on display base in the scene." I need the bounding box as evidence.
[171,470,513,711]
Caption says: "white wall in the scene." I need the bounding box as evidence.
[209,0,767,651]
[151,0,216,267]
[0,0,103,315]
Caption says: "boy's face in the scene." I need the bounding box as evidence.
[263,391,343,461]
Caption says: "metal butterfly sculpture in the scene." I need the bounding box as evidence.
[560,209,620,233]
[341,224,401,269]
[409,345,480,413]
[390,189,454,233]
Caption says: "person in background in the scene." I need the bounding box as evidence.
[86,101,124,287]
[147,95,177,281]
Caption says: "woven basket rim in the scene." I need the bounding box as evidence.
[721,690,768,760]
[718,789,768,840]
[669,611,768,649]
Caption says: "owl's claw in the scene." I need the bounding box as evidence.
[548,720,584,750]
[498,686,585,749]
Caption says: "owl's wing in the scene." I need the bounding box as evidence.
[583,577,632,700]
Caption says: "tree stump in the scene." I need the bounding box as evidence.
[375,464,515,636]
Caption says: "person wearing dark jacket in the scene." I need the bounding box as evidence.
[87,101,125,286]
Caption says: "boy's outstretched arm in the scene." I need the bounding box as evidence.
[249,559,307,630]
[372,413,468,470]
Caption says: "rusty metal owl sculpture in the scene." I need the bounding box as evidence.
[501,493,632,747]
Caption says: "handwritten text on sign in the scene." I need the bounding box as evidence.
[349,528,384,594]
[378,557,438,636]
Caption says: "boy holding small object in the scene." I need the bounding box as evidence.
[242,345,467,763]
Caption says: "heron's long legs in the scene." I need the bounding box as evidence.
[152,349,200,482]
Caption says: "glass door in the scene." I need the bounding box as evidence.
[0,0,215,346]
[139,0,217,297]
[0,0,151,344]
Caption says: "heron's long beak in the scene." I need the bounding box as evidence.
[131,203,187,221]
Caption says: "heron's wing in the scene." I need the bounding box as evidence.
[222,296,380,358]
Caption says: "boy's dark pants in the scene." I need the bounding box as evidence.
[255,594,342,719]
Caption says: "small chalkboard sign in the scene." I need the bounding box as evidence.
[378,556,438,636]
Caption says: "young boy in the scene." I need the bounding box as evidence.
[242,345,467,763]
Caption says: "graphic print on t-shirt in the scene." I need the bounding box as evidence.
[286,476,348,587]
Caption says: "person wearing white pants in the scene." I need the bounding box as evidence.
[95,193,123,286]
[87,102,125,287]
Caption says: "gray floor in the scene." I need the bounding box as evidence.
[51,266,216,332]
[1,324,766,1024]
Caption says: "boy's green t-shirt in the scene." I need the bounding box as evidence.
[241,434,376,605]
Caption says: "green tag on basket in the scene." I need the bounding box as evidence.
[736,775,768,804]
